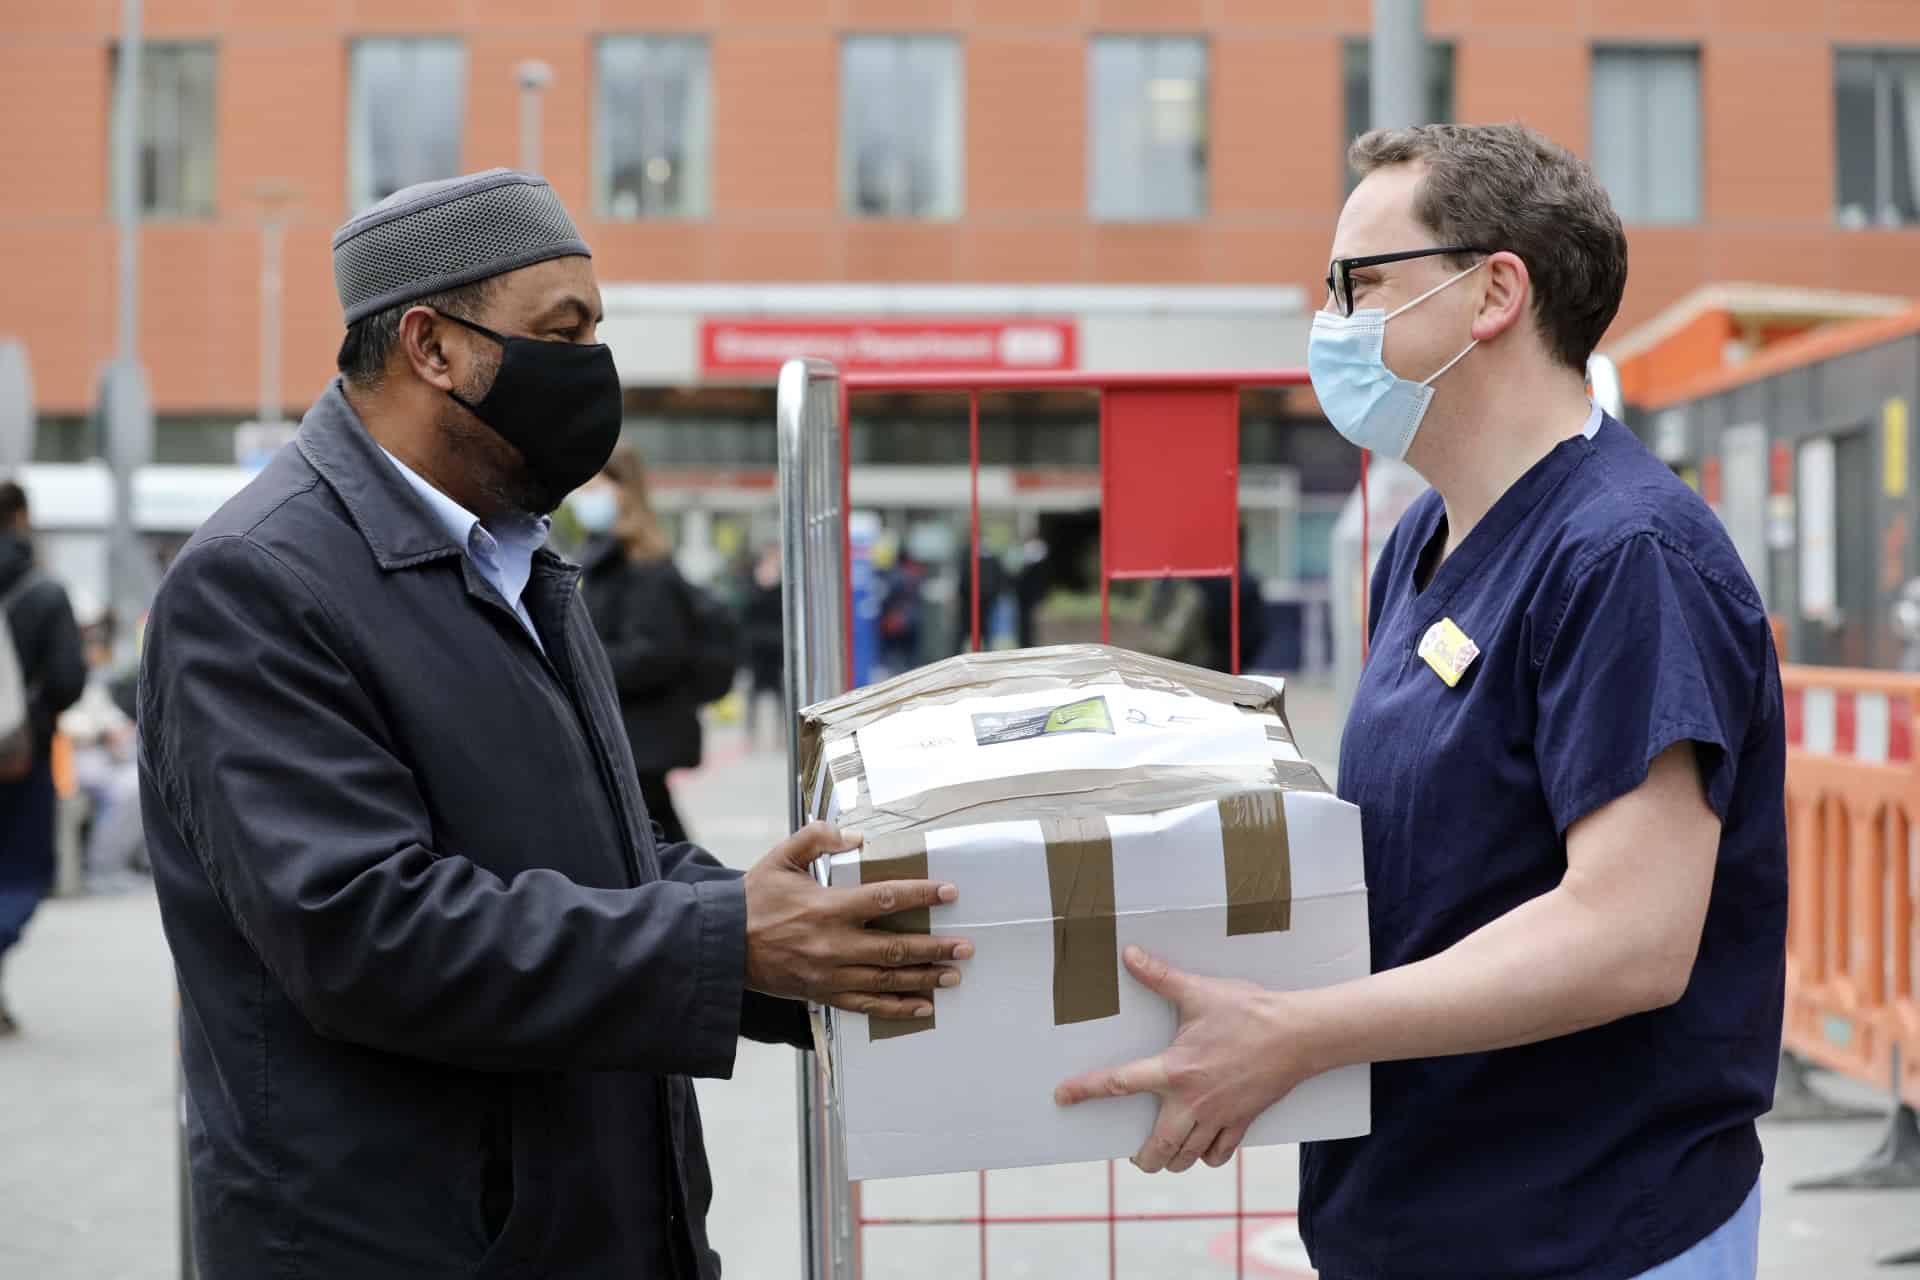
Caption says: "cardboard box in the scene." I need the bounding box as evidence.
[800,645,1370,1181]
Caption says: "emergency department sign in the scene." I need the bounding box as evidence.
[700,318,1077,377]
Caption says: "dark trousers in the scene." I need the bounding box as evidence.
[749,676,784,750]
[0,751,56,956]
[636,770,689,847]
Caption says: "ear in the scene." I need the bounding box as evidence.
[1470,250,1532,345]
[397,306,459,393]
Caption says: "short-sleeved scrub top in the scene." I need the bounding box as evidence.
[1300,409,1787,1280]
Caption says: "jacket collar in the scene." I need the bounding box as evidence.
[296,379,470,571]
[297,377,574,581]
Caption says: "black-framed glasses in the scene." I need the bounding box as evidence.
[1324,246,1492,318]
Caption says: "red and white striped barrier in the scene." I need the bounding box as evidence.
[1783,685,1913,764]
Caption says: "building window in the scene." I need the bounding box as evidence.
[841,35,963,219]
[1835,51,1920,228]
[1088,36,1209,221]
[349,39,465,210]
[1590,47,1701,224]
[109,42,217,219]
[1341,39,1453,190]
[596,37,711,220]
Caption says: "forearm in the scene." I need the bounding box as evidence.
[255,851,750,1076]
[1291,884,1676,1077]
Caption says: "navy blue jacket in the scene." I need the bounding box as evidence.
[138,381,806,1279]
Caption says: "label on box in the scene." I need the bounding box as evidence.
[970,694,1115,745]
[855,683,1270,808]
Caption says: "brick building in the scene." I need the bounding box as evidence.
[4,0,1920,656]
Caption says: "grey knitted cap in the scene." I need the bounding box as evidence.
[331,169,592,324]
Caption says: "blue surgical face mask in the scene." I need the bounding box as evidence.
[570,487,618,534]
[1307,259,1486,460]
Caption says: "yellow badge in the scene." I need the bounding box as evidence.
[1417,617,1481,688]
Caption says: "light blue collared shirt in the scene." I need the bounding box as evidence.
[379,448,551,651]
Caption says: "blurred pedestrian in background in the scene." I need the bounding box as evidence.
[575,445,737,846]
[58,597,146,890]
[742,541,785,751]
[875,535,926,675]
[0,480,87,1035]
[951,542,1011,655]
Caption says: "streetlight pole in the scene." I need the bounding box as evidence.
[516,60,553,175]
[1370,0,1427,133]
[103,0,153,661]
[252,181,296,428]
[114,0,141,365]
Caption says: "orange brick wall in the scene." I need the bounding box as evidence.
[1,0,1916,413]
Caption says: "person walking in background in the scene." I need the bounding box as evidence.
[876,537,926,675]
[952,544,1011,656]
[0,480,87,1035]
[575,445,732,846]
[59,597,146,889]
[742,541,785,751]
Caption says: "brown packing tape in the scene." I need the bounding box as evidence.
[1043,816,1121,1026]
[807,691,1319,832]
[797,644,1300,807]
[820,749,867,817]
[1220,791,1292,936]
[804,666,1285,787]
[1241,694,1300,750]
[828,758,1322,838]
[860,832,936,1041]
[806,644,1279,731]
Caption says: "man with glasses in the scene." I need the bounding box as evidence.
[1057,123,1785,1279]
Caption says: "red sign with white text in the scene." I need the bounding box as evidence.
[700,318,1077,377]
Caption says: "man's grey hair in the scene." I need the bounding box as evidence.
[335,278,496,389]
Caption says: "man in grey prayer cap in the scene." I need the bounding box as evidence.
[138,169,972,1279]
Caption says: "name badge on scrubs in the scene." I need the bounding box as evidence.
[1417,617,1481,688]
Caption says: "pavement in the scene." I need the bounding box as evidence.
[3,677,1918,1278]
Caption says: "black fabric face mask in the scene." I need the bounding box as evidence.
[439,312,624,500]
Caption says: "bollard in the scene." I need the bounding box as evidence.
[1792,1044,1920,1191]
[1767,1049,1884,1124]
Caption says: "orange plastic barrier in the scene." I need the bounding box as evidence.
[1780,664,1920,1110]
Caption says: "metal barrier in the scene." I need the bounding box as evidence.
[778,358,859,1280]
[777,359,1314,1280]
[1777,665,1920,1216]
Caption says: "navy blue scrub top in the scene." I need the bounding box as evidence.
[1300,411,1787,1280]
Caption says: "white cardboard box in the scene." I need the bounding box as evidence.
[800,646,1371,1182]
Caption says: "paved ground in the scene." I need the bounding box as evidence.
[4,677,1918,1277]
